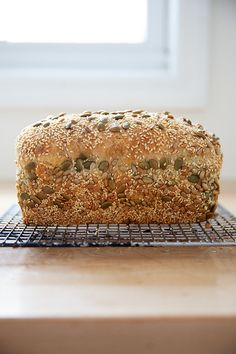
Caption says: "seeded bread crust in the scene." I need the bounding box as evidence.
[16,110,223,225]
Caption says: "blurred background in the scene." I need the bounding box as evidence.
[0,0,235,183]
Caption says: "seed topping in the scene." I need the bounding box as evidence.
[109,123,121,132]
[101,201,113,209]
[188,174,200,183]
[174,158,183,171]
[42,186,54,194]
[98,160,109,172]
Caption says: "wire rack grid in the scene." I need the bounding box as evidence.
[0,204,236,247]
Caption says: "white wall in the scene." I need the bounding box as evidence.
[0,0,235,181]
[189,0,236,180]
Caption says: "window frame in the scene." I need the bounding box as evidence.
[0,0,210,110]
[0,0,167,71]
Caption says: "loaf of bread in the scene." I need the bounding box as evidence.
[16,110,223,225]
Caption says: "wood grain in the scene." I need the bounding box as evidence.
[1,246,236,318]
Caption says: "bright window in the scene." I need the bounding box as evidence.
[0,0,209,109]
[0,0,148,43]
[0,0,167,70]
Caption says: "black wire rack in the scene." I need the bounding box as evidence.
[0,204,236,247]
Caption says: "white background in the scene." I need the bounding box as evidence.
[0,0,235,181]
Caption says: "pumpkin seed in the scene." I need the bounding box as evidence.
[43,122,50,128]
[83,159,94,170]
[47,116,56,121]
[54,199,64,208]
[142,176,153,184]
[36,192,47,200]
[133,109,143,114]
[148,159,158,169]
[117,184,126,194]
[89,162,96,170]
[42,186,54,194]
[55,170,63,177]
[100,117,108,123]
[109,123,120,132]
[134,199,142,205]
[20,192,30,200]
[33,122,42,127]
[183,118,192,125]
[80,112,91,117]
[101,201,113,209]
[200,170,205,179]
[194,131,205,138]
[98,160,109,172]
[122,122,130,130]
[31,196,41,204]
[84,126,91,133]
[131,164,137,175]
[160,157,168,170]
[101,111,109,115]
[27,200,35,208]
[25,162,36,172]
[142,114,151,118]
[64,122,72,129]
[79,153,88,160]
[118,164,129,172]
[138,160,150,170]
[58,112,66,117]
[75,159,83,172]
[174,158,183,171]
[60,160,72,171]
[162,196,172,202]
[114,114,124,120]
[97,122,106,131]
[28,172,37,180]
[157,123,165,130]
[118,193,126,199]
[61,193,70,201]
[188,174,200,183]
[88,116,96,121]
[108,179,116,190]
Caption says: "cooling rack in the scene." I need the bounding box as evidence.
[0,204,236,247]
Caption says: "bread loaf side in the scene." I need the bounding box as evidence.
[16,110,223,225]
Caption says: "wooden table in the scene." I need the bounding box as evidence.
[1,182,236,354]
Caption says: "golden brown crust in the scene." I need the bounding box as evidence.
[16,110,223,225]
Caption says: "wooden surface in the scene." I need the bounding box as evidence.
[0,181,236,354]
